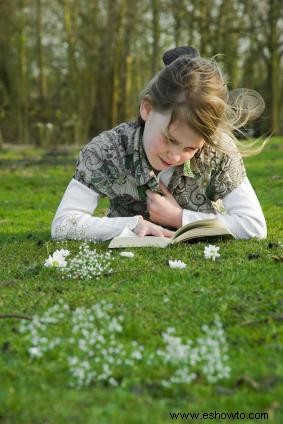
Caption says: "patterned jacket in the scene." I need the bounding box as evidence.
[74,121,246,219]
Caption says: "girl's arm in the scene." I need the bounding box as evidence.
[51,179,173,241]
[51,179,141,241]
[182,177,267,239]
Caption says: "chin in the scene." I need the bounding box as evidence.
[155,163,166,171]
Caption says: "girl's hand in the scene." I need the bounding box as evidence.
[146,181,183,229]
[133,216,174,238]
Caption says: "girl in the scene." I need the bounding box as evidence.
[51,46,267,241]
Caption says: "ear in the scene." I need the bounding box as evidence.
[140,98,153,121]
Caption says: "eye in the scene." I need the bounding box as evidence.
[163,133,178,145]
[169,138,178,145]
[184,147,198,153]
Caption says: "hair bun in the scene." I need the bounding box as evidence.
[162,46,200,65]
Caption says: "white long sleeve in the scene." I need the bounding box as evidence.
[51,179,140,241]
[51,175,267,242]
[182,177,267,239]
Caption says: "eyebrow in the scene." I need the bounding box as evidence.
[163,131,200,149]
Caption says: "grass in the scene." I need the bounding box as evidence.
[0,138,283,424]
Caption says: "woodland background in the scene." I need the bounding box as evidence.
[0,0,282,148]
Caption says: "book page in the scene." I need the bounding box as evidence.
[108,218,232,249]
[173,218,227,239]
[108,235,172,248]
[172,226,232,244]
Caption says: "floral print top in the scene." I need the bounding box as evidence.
[74,121,246,219]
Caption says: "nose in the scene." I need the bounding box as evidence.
[167,148,181,164]
[167,148,195,164]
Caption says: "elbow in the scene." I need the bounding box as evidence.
[250,213,267,240]
[237,216,267,240]
[254,220,267,240]
[51,220,58,240]
[50,213,89,241]
[51,215,65,240]
[51,223,58,240]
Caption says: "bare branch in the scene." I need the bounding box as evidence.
[0,314,32,321]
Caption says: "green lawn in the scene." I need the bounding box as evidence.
[0,139,282,424]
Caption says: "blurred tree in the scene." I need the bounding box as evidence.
[89,0,118,135]
[0,0,282,146]
[112,0,136,125]
[213,0,242,87]
[240,0,283,134]
[36,0,47,101]
[0,0,30,144]
[15,1,30,144]
[170,0,185,46]
[258,0,283,134]
[151,0,160,75]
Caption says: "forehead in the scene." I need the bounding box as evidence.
[165,119,205,147]
[151,110,205,147]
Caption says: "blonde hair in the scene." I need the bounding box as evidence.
[138,55,268,157]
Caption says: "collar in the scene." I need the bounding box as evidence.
[132,124,160,191]
[183,149,203,178]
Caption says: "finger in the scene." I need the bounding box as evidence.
[151,226,166,237]
[137,228,146,237]
[146,190,158,200]
[158,180,172,197]
[162,228,175,238]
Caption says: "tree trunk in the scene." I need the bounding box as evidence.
[17,0,29,144]
[269,0,281,134]
[151,0,160,75]
[0,127,4,149]
[36,0,47,101]
[90,0,118,135]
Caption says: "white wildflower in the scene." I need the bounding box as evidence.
[56,249,70,258]
[204,245,220,261]
[211,199,226,214]
[196,317,230,383]
[164,366,197,386]
[131,350,143,360]
[44,255,54,267]
[156,316,230,388]
[120,251,135,258]
[19,299,231,389]
[108,317,123,333]
[28,346,42,358]
[44,249,70,268]
[168,259,187,269]
[63,243,113,279]
[109,377,118,386]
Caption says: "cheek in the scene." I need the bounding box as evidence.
[182,151,197,161]
[151,135,165,151]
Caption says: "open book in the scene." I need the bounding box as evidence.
[108,218,234,248]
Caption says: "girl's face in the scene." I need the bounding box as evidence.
[140,100,205,171]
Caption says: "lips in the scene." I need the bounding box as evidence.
[159,157,174,166]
